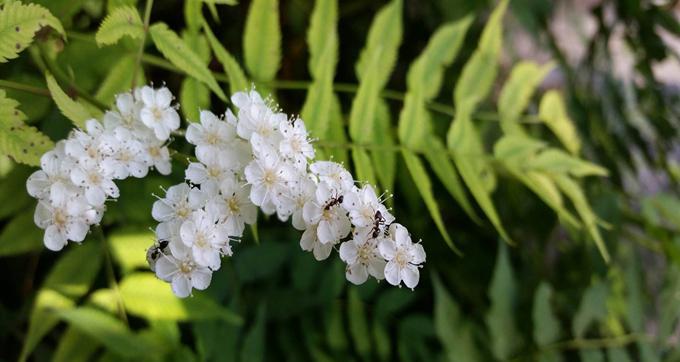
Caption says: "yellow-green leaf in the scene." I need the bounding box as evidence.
[0,89,53,166]
[402,150,460,254]
[108,231,153,274]
[243,0,280,82]
[352,148,377,188]
[149,22,226,100]
[0,1,65,63]
[528,149,608,177]
[202,20,249,94]
[355,0,402,84]
[372,100,396,194]
[95,54,145,105]
[497,61,553,135]
[95,5,143,46]
[539,90,581,154]
[120,272,242,324]
[45,72,92,128]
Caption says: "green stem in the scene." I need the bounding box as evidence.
[547,334,650,351]
[0,79,51,97]
[95,226,129,327]
[133,0,154,88]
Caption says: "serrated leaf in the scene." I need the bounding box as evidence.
[149,22,226,100]
[554,176,610,262]
[486,243,522,359]
[95,54,145,105]
[372,100,396,194]
[0,89,53,166]
[243,0,280,82]
[58,307,147,358]
[572,279,608,338]
[95,5,143,46]
[348,288,371,360]
[432,274,481,362]
[0,1,65,63]
[528,149,608,177]
[498,61,553,134]
[20,242,103,362]
[45,72,92,128]
[301,0,338,143]
[202,20,249,94]
[402,150,460,254]
[423,140,481,223]
[119,272,242,324]
[532,282,561,347]
[0,209,42,256]
[349,0,402,145]
[539,90,580,154]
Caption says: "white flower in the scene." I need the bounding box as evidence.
[339,227,386,284]
[143,137,172,175]
[300,224,334,261]
[180,209,230,270]
[64,128,103,166]
[244,147,295,213]
[185,147,239,191]
[302,182,351,244]
[309,161,354,192]
[26,141,70,199]
[69,160,119,207]
[154,242,212,298]
[33,186,92,251]
[342,184,394,228]
[378,223,426,289]
[279,117,314,169]
[139,86,180,140]
[276,174,316,230]
[186,110,237,155]
[101,127,149,179]
[235,99,285,142]
[206,176,257,237]
[151,183,207,223]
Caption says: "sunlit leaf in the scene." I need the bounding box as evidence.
[539,90,581,155]
[0,90,53,166]
[0,1,65,63]
[95,54,145,105]
[95,5,143,46]
[108,231,153,274]
[243,0,281,82]
[45,72,92,128]
[372,100,396,194]
[202,20,250,94]
[498,61,553,134]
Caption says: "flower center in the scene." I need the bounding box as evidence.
[88,171,101,185]
[53,208,67,228]
[195,232,208,248]
[152,107,163,121]
[228,198,240,213]
[357,243,373,263]
[208,166,221,178]
[394,249,409,267]
[179,260,193,274]
[148,146,160,158]
[176,205,190,219]
[206,132,219,145]
[263,170,276,187]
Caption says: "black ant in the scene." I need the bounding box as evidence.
[324,195,344,210]
[147,239,169,264]
[370,210,386,238]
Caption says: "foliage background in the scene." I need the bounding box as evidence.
[0,0,679,361]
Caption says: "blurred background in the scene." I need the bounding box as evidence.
[0,0,679,361]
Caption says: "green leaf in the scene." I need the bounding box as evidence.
[95,5,143,46]
[348,288,371,360]
[399,17,473,149]
[58,307,147,358]
[486,243,522,359]
[149,22,226,100]
[233,242,288,283]
[0,89,53,166]
[554,176,610,262]
[539,90,580,155]
[0,1,65,63]
[372,100,396,194]
[349,0,402,144]
[119,272,242,324]
[532,282,561,347]
[324,96,349,165]
[243,0,280,82]
[240,303,267,362]
[423,140,480,223]
[432,274,481,362]
[352,148,377,188]
[45,72,92,128]
[180,78,210,122]
[324,301,348,352]
[202,20,249,94]
[572,279,608,338]
[95,54,145,105]
[528,149,608,177]
[0,209,43,256]
[402,150,460,254]
[497,61,553,134]
[20,242,103,362]
[200,0,238,4]
[53,327,100,362]
[108,231,153,274]
[301,0,338,143]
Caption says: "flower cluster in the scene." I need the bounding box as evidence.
[26,86,178,251]
[149,90,426,297]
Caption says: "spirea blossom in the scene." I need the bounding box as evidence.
[26,85,177,251]
[149,89,426,297]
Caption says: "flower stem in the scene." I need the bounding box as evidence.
[95,226,129,327]
[0,79,51,97]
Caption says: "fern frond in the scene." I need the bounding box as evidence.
[0,1,65,63]
[95,5,143,46]
[0,90,54,166]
